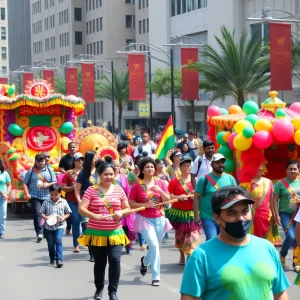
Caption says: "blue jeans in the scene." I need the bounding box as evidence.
[0,195,7,235]
[279,212,296,258]
[136,214,165,280]
[67,201,81,248]
[201,218,220,241]
[44,228,64,262]
[30,198,44,235]
[137,232,146,246]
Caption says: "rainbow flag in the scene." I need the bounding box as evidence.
[156,116,175,159]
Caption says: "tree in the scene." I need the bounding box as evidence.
[98,70,129,130]
[186,26,270,107]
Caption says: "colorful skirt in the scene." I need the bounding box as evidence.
[77,228,129,247]
[134,214,173,234]
[175,230,200,255]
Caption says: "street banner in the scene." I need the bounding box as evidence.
[66,67,78,96]
[81,63,95,103]
[23,72,34,92]
[0,77,8,84]
[270,23,292,90]
[128,54,146,100]
[181,48,199,100]
[138,103,150,117]
[43,69,55,90]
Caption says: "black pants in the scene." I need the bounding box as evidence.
[30,198,44,235]
[91,244,123,295]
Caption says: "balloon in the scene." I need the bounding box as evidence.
[228,105,243,115]
[275,109,286,119]
[292,117,300,130]
[243,126,255,138]
[254,119,273,133]
[245,114,260,126]
[243,101,259,115]
[207,106,222,117]
[223,131,231,143]
[289,102,300,113]
[294,130,300,145]
[228,132,237,150]
[59,122,74,134]
[7,85,15,96]
[218,145,232,159]
[224,159,236,173]
[8,123,24,136]
[252,131,273,149]
[216,131,227,146]
[272,118,294,142]
[234,120,253,134]
[221,108,228,115]
[233,134,252,151]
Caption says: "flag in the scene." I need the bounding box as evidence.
[128,54,146,100]
[23,72,34,92]
[66,67,78,96]
[81,63,95,103]
[138,103,150,117]
[43,69,55,90]
[156,116,175,159]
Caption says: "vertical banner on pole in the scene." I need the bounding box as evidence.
[0,77,8,84]
[181,48,199,100]
[81,63,95,103]
[66,67,78,96]
[43,69,55,90]
[23,72,34,92]
[270,23,292,91]
[128,54,146,100]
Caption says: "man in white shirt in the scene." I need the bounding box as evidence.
[191,140,215,188]
[187,132,199,161]
[133,130,157,159]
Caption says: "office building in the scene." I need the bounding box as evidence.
[0,0,9,77]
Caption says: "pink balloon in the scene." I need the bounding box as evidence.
[228,132,237,150]
[272,118,294,142]
[289,102,300,113]
[207,106,222,117]
[252,130,273,149]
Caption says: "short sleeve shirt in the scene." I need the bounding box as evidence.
[76,170,98,197]
[191,155,212,179]
[62,170,80,203]
[0,171,11,194]
[59,154,74,171]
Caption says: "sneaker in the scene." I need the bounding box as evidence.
[56,260,63,268]
[49,260,55,266]
[37,234,43,243]
[0,234,4,239]
[140,256,148,276]
[109,293,119,300]
[280,256,286,267]
[94,289,103,300]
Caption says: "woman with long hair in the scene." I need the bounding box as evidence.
[155,158,170,183]
[165,149,182,180]
[78,158,131,300]
[117,142,134,175]
[129,157,171,286]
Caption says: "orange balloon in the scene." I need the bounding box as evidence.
[254,119,273,133]
[223,131,231,143]
[228,105,243,115]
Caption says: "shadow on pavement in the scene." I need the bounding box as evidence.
[1,237,34,243]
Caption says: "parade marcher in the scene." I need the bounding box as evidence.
[165,149,182,180]
[133,130,156,159]
[194,153,236,241]
[272,160,300,272]
[22,153,57,242]
[40,184,71,267]
[78,158,131,300]
[59,142,76,174]
[127,154,143,187]
[129,157,171,287]
[154,158,170,183]
[117,142,134,175]
[191,140,214,189]
[187,132,199,161]
[167,157,200,265]
[0,159,11,239]
[177,134,191,154]
[180,186,290,300]
[61,152,84,253]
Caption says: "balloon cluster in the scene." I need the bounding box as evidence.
[0,84,15,98]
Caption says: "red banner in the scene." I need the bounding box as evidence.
[81,63,95,103]
[43,69,55,90]
[66,67,78,96]
[0,77,8,84]
[270,23,292,91]
[181,48,199,100]
[128,54,146,100]
[23,72,34,92]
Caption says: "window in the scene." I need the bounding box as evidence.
[177,0,181,14]
[2,66,7,74]
[93,0,95,9]
[1,8,5,20]
[89,21,92,34]
[96,0,99,8]
[1,47,6,60]
[142,19,146,33]
[44,0,48,9]
[127,103,135,111]
[146,0,148,7]
[126,39,135,46]
[93,42,96,55]
[93,20,95,33]
[139,21,142,34]
[89,44,92,54]
[250,23,270,46]
[86,0,88,12]
[182,0,187,13]
[75,31,82,45]
[125,0,135,3]
[87,44,89,54]
[89,0,91,11]
[139,0,141,9]
[171,0,176,16]
[86,22,89,34]
[142,0,145,8]
[100,41,103,54]
[147,18,149,33]
[74,8,82,21]
[97,41,100,55]
[1,27,6,40]
[126,15,135,28]
[100,17,103,30]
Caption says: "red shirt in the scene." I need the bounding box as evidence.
[129,179,168,218]
[168,177,194,211]
[62,170,80,203]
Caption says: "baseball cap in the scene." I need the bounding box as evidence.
[211,153,226,162]
[212,195,255,212]
[183,133,188,138]
[180,156,192,165]
[73,152,84,160]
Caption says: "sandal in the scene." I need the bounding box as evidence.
[152,280,160,286]
[140,256,148,276]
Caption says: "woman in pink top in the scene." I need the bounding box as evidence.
[129,157,171,287]
[78,158,131,300]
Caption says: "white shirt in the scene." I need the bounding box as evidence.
[133,141,157,159]
[295,209,300,222]
[191,155,212,179]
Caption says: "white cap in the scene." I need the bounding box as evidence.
[211,153,226,162]
[73,152,84,160]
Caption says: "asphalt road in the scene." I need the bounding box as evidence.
[0,206,299,300]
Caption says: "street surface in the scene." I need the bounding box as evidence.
[0,206,299,300]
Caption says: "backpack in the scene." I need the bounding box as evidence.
[196,155,203,176]
[138,142,155,154]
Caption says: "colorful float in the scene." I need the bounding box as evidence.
[0,79,117,213]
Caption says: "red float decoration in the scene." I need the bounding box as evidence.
[27,126,57,151]
[30,83,49,98]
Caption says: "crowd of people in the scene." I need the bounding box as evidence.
[1,130,300,299]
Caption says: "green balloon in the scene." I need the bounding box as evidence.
[7,85,15,96]
[216,131,227,146]
[243,101,259,115]
[224,159,236,173]
[242,126,255,138]
[221,108,228,115]
[275,109,286,119]
[59,122,74,134]
[218,146,232,159]
[245,114,260,126]
[8,123,24,136]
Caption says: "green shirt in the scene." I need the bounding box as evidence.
[0,171,11,195]
[273,178,300,213]
[195,172,236,219]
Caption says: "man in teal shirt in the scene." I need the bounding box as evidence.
[181,186,290,300]
[194,153,236,240]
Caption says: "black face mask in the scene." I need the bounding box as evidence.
[220,218,252,239]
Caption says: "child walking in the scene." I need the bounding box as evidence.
[40,184,71,267]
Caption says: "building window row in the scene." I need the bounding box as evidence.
[171,0,207,17]
[138,18,149,34]
[87,41,103,55]
[75,31,82,45]
[1,66,7,75]
[138,0,148,9]
[33,41,43,54]
[59,32,70,47]
[1,47,7,60]
[50,15,55,28]
[74,7,82,21]
[86,17,103,35]
[125,0,135,4]
[60,55,70,66]
[1,27,6,40]
[59,9,69,25]
[86,0,102,12]
[45,36,55,51]
[126,15,135,29]
[59,0,66,3]
[1,7,5,20]
[33,20,42,35]
[50,0,54,7]
[32,0,42,15]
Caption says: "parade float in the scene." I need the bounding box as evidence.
[0,79,117,213]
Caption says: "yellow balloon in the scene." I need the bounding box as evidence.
[293,117,300,131]
[294,130,300,145]
[233,134,252,151]
[254,119,273,132]
[234,120,253,134]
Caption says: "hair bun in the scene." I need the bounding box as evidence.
[104,156,113,163]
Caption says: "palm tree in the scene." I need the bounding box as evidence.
[98,70,129,130]
[186,26,270,107]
